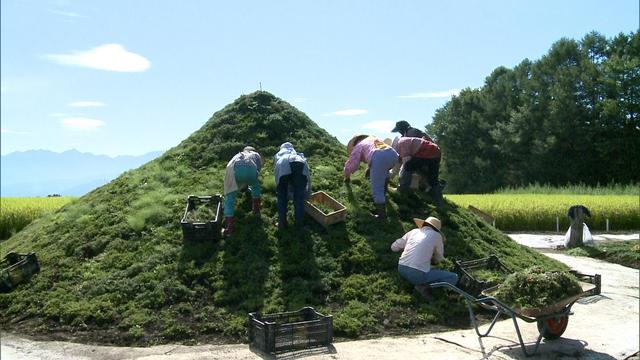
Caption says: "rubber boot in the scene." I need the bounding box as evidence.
[222,216,235,237]
[374,203,387,220]
[277,214,288,230]
[252,198,261,216]
[429,184,445,209]
[414,284,433,301]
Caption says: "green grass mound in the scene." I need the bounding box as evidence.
[0,91,566,345]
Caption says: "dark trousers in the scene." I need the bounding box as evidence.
[277,162,307,224]
[403,156,440,187]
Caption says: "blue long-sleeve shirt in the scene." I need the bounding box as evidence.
[274,142,311,196]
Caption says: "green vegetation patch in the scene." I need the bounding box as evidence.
[0,92,566,345]
[493,266,582,310]
[567,241,640,269]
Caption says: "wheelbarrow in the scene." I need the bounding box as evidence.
[0,252,40,293]
[431,256,601,357]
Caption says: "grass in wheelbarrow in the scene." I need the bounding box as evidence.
[492,266,582,310]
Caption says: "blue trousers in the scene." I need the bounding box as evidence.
[276,161,307,224]
[370,147,398,204]
[224,165,261,216]
[398,264,458,286]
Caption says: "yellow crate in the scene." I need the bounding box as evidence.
[304,191,347,227]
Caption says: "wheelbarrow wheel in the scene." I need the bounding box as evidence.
[537,315,568,340]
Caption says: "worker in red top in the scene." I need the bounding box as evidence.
[392,137,445,208]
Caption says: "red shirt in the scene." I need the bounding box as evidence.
[394,137,440,159]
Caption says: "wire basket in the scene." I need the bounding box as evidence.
[0,252,40,293]
[180,195,223,243]
[454,255,510,297]
[248,307,333,354]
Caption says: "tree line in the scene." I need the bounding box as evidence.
[427,31,639,193]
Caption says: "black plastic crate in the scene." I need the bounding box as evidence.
[454,255,510,297]
[248,307,333,354]
[180,195,223,243]
[0,252,40,293]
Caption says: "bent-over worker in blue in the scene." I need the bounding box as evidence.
[223,146,262,236]
[274,142,311,229]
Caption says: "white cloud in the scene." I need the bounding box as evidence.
[362,120,396,133]
[1,128,29,135]
[60,117,105,131]
[397,89,461,99]
[45,44,151,72]
[324,109,368,116]
[48,9,87,18]
[69,101,105,107]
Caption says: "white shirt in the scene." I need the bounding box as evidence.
[391,227,444,273]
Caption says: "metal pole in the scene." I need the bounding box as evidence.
[556,216,559,233]
[606,219,609,232]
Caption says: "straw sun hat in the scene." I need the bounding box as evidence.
[413,216,442,232]
[347,134,370,155]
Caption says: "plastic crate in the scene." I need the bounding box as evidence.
[180,195,223,243]
[304,191,347,227]
[454,255,510,297]
[248,307,333,354]
[0,252,40,293]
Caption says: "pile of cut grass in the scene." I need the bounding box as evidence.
[493,266,582,310]
[567,241,640,269]
[0,92,565,345]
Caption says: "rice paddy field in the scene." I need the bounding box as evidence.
[0,197,75,240]
[1,183,638,239]
[445,194,639,232]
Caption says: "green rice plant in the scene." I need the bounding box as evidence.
[445,194,639,232]
[494,182,639,195]
[0,197,74,240]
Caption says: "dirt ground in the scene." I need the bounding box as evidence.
[1,242,639,360]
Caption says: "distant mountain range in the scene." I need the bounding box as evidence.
[1,149,163,197]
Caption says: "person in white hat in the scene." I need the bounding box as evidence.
[391,216,458,299]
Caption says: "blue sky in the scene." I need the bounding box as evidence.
[1,0,638,156]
